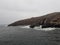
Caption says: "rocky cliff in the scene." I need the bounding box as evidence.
[8,12,60,28]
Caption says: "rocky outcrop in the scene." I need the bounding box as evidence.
[8,12,60,28]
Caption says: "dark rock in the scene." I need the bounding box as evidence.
[8,12,60,28]
[30,25,35,28]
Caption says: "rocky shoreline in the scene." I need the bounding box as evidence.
[8,12,60,28]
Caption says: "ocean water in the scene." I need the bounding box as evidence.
[0,25,60,45]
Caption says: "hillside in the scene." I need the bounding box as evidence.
[8,12,60,28]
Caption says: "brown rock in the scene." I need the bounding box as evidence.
[8,12,60,28]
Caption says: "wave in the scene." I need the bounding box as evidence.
[20,25,56,31]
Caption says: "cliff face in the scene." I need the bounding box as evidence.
[8,12,60,28]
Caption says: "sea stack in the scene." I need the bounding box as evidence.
[8,12,60,28]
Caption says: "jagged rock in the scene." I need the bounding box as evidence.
[8,12,60,28]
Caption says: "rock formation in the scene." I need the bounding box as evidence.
[8,12,60,28]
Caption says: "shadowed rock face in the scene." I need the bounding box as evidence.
[8,12,60,28]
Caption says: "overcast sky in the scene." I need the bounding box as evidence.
[0,0,60,25]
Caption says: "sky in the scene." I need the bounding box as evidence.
[0,0,60,25]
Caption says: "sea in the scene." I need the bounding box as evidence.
[0,25,60,45]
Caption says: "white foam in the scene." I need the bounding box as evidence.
[20,25,30,28]
[34,26,56,31]
[35,28,56,31]
[20,25,56,31]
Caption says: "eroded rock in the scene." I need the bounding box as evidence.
[8,12,60,28]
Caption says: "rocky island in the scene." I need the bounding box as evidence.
[8,12,60,28]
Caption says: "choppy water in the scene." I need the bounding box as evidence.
[0,25,60,45]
